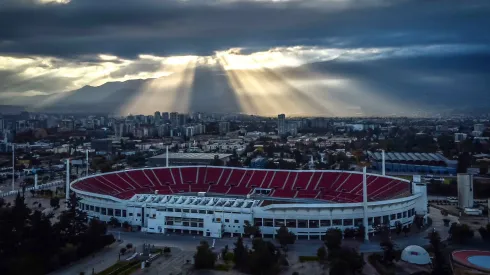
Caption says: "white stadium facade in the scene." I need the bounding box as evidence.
[70,165,428,240]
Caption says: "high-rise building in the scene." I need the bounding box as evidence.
[114,123,125,138]
[162,112,169,122]
[185,126,195,137]
[178,114,187,126]
[157,124,170,137]
[288,122,298,136]
[154,111,161,125]
[60,119,74,132]
[277,114,286,135]
[170,112,178,126]
[454,133,467,142]
[474,124,486,132]
[219,121,230,135]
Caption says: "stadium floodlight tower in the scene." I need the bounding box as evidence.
[34,172,38,189]
[66,159,70,206]
[382,150,386,176]
[86,149,89,176]
[12,144,15,191]
[166,146,169,167]
[362,166,369,242]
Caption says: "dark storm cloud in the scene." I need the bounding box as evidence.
[2,0,490,115]
[1,0,490,58]
[282,52,490,113]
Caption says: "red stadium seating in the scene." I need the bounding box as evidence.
[293,172,313,190]
[71,167,411,202]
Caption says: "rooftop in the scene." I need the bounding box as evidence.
[368,151,448,163]
[130,194,260,208]
[150,152,232,160]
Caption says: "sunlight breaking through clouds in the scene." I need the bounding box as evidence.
[2,43,489,116]
[37,0,71,4]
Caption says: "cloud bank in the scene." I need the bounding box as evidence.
[1,0,489,116]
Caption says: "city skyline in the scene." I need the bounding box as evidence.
[1,0,490,117]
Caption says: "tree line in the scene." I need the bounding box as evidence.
[0,193,115,275]
[194,225,365,275]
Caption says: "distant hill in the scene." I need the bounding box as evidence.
[0,105,27,114]
[5,52,490,116]
[30,79,147,114]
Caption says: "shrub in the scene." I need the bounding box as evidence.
[214,264,230,271]
[120,248,127,255]
[224,252,234,263]
[126,243,133,249]
[163,247,171,253]
[122,221,130,229]
[298,256,319,262]
[343,228,356,238]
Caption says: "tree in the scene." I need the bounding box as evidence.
[227,150,242,167]
[23,177,35,187]
[56,192,88,244]
[380,239,397,265]
[108,217,119,227]
[0,190,115,274]
[221,245,229,260]
[429,230,450,275]
[329,258,350,275]
[324,229,342,253]
[120,247,127,255]
[248,238,281,275]
[194,241,216,269]
[276,225,296,248]
[402,226,410,236]
[329,248,364,275]
[210,155,224,166]
[457,152,471,173]
[122,221,130,229]
[233,237,249,272]
[395,221,402,235]
[478,224,490,241]
[244,220,261,237]
[479,161,489,175]
[50,197,60,209]
[357,225,365,240]
[317,246,327,263]
[449,223,474,244]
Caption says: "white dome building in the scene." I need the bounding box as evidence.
[401,245,431,265]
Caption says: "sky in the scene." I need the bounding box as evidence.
[1,0,489,116]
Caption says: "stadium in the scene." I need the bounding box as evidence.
[70,166,428,240]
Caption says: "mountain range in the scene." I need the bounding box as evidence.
[4,53,490,116]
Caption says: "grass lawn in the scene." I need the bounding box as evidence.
[96,260,139,275]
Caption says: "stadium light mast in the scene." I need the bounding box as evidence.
[11,144,15,192]
[166,146,169,167]
[382,150,386,176]
[34,172,38,189]
[66,158,70,206]
[86,149,89,176]
[362,166,369,242]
